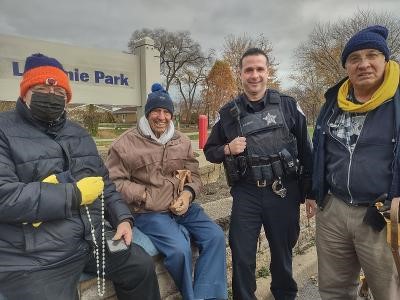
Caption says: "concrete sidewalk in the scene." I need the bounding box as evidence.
[254,245,368,300]
[255,246,318,300]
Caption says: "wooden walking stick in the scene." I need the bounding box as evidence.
[175,169,193,193]
[387,197,400,278]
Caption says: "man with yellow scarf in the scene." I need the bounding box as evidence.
[310,25,400,300]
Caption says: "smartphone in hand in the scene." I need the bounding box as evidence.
[105,230,129,253]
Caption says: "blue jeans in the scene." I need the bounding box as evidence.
[134,203,227,300]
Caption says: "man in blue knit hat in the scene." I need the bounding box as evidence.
[106,83,228,300]
[310,25,400,299]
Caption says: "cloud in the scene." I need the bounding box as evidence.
[1,0,399,89]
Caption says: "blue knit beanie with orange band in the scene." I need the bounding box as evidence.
[20,53,72,102]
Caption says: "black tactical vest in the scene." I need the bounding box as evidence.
[221,92,297,158]
[220,91,298,185]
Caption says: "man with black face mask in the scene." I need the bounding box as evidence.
[28,86,66,123]
[0,53,161,300]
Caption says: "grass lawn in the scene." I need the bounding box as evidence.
[308,126,314,137]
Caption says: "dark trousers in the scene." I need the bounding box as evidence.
[0,257,87,300]
[229,180,300,300]
[0,243,160,300]
[84,243,161,300]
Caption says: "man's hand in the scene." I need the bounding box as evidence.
[113,221,132,246]
[170,190,192,215]
[225,136,246,155]
[305,199,317,219]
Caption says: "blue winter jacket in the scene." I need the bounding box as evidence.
[312,79,400,207]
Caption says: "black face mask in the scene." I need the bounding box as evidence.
[29,92,66,123]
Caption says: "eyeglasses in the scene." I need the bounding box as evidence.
[31,85,67,98]
[346,51,384,66]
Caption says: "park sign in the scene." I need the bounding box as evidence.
[0,34,160,107]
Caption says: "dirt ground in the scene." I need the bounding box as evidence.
[196,171,231,204]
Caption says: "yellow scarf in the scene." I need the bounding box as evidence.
[338,60,400,113]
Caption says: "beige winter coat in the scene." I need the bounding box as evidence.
[106,127,202,213]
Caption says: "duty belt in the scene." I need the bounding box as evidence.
[224,149,298,198]
[256,178,287,198]
[250,150,298,198]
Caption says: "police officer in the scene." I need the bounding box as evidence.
[204,48,315,300]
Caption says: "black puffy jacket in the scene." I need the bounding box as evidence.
[0,99,133,272]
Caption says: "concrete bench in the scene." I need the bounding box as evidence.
[79,225,159,282]
[78,226,177,299]
[78,198,232,300]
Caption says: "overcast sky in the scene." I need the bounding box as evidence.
[1,0,399,89]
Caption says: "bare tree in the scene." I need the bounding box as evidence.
[175,54,212,123]
[285,76,324,126]
[222,33,280,92]
[128,28,210,91]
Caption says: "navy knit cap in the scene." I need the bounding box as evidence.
[23,53,65,72]
[341,25,390,67]
[145,83,174,117]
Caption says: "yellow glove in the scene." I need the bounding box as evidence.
[32,174,60,228]
[42,174,59,184]
[77,176,104,205]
